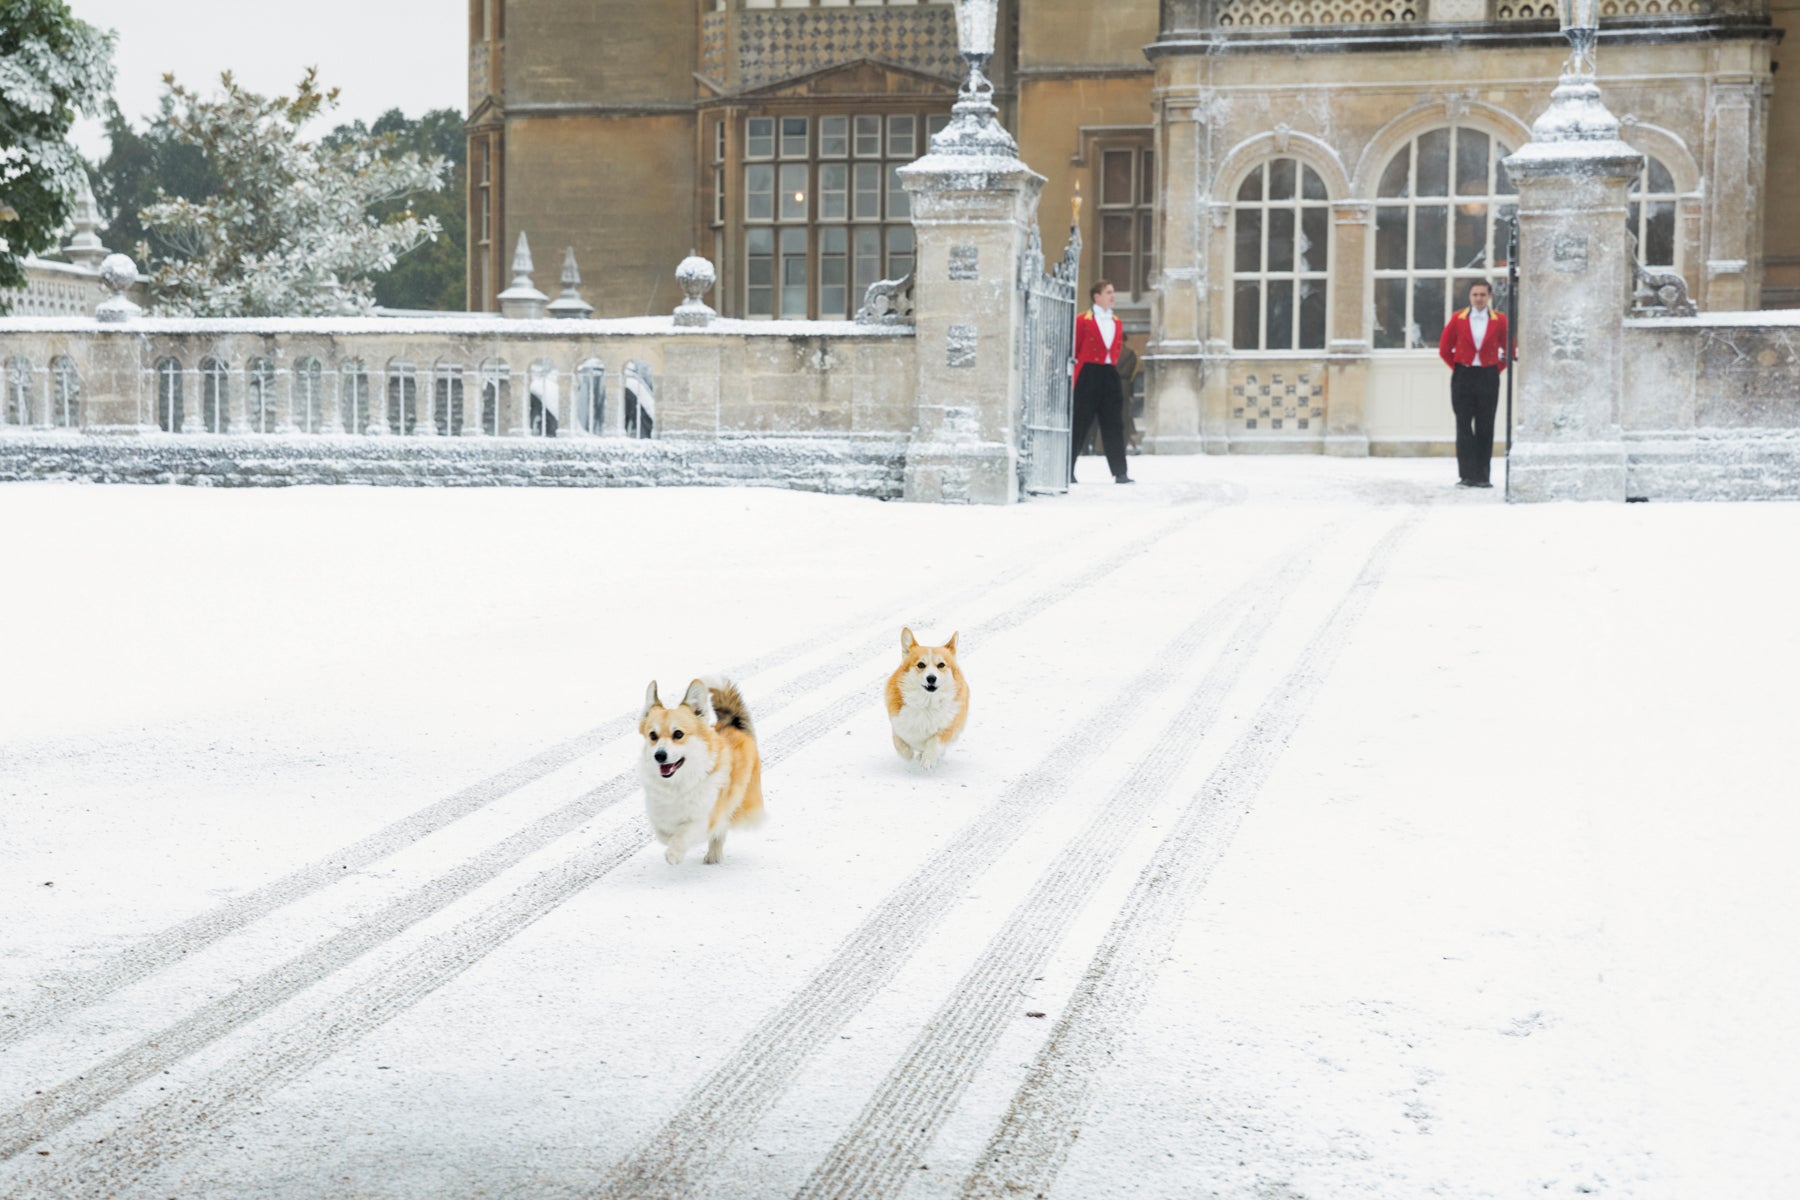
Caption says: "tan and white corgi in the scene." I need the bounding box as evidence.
[638,676,765,865]
[885,627,969,769]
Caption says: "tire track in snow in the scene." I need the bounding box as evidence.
[957,515,1418,1200]
[586,525,1332,1200]
[0,507,1142,1055]
[791,521,1355,1200]
[0,502,1223,1179]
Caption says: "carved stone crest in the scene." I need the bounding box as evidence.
[947,324,978,368]
[949,244,979,281]
[1553,234,1589,273]
[1550,317,1588,362]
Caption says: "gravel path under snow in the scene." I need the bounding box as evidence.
[0,457,1795,1200]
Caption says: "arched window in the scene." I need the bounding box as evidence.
[4,357,33,426]
[528,361,558,437]
[577,360,606,434]
[341,360,371,433]
[155,357,183,431]
[50,357,81,428]
[1232,158,1330,351]
[293,357,324,432]
[478,361,509,435]
[387,362,418,435]
[200,357,229,433]
[1372,126,1517,350]
[624,360,656,440]
[1628,155,1680,271]
[433,362,464,436]
[246,357,277,433]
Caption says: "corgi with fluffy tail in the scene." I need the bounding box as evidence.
[886,627,969,769]
[638,676,765,865]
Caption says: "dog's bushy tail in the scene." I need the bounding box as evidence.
[702,675,755,739]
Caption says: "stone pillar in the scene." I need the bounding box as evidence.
[228,363,252,435]
[1503,39,1643,502]
[323,367,344,434]
[1324,201,1372,457]
[1702,76,1760,312]
[507,360,532,436]
[1144,91,1208,455]
[896,51,1045,505]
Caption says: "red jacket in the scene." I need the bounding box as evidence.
[1438,307,1511,369]
[1073,310,1124,386]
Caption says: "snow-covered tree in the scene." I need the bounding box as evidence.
[142,70,446,317]
[0,0,115,307]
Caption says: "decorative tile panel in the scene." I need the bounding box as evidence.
[949,245,979,282]
[947,325,977,369]
[701,12,728,84]
[1230,368,1326,433]
[737,8,960,91]
[1215,0,1419,27]
[1495,0,1705,17]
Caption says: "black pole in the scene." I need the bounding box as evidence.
[1504,214,1519,501]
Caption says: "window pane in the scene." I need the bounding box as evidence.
[1299,206,1327,274]
[1301,164,1327,201]
[1142,150,1156,205]
[1265,280,1295,351]
[1298,278,1327,349]
[1377,148,1410,198]
[1234,280,1261,349]
[1237,165,1263,203]
[821,115,849,157]
[853,163,882,220]
[1374,277,1407,349]
[1416,129,1450,197]
[779,162,808,220]
[820,163,848,220]
[1414,204,1448,271]
[886,165,910,220]
[1645,199,1677,267]
[1103,150,1134,205]
[780,116,808,158]
[887,225,915,280]
[854,226,881,295]
[854,114,881,156]
[1102,213,1133,255]
[746,164,774,220]
[1268,157,1295,202]
[1102,253,1132,288]
[747,226,774,316]
[1648,156,1675,195]
[927,113,949,139]
[1412,276,1447,348]
[1493,204,1518,269]
[1455,129,1490,196]
[780,226,808,317]
[821,226,848,317]
[747,117,774,158]
[1138,211,1155,293]
[1375,206,1408,271]
[888,114,915,158]
[1235,208,1262,273]
[1454,203,1487,270]
[1267,207,1295,273]
[1494,151,1516,196]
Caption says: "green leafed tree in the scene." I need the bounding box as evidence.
[89,95,220,270]
[142,69,447,317]
[0,0,115,308]
[325,107,467,311]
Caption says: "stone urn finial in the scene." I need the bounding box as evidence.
[673,251,717,327]
[64,175,109,269]
[548,246,595,318]
[927,0,1015,158]
[95,252,142,323]
[497,231,549,319]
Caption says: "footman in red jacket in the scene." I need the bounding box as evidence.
[1071,280,1133,484]
[1437,280,1511,489]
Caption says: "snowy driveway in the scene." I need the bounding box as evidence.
[2,458,1796,1200]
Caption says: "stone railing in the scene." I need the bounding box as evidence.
[1206,0,1723,26]
[1620,312,1800,500]
[1491,0,1712,19]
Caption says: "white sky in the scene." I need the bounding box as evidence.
[68,0,468,158]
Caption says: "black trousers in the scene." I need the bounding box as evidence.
[1071,364,1128,480]
[1450,364,1501,484]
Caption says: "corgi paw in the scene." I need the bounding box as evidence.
[892,733,916,761]
[920,742,944,770]
[663,839,687,866]
[704,842,725,865]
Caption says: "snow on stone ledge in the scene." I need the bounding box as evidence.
[0,315,915,337]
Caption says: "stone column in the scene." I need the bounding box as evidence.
[323,366,344,434]
[1324,201,1372,457]
[228,362,252,435]
[1503,39,1642,502]
[1144,90,1209,455]
[896,93,1044,504]
[1702,76,1760,312]
[507,360,532,436]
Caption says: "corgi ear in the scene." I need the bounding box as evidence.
[683,678,716,723]
[901,626,917,654]
[946,632,958,655]
[642,680,661,719]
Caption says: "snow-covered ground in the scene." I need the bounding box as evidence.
[0,457,1795,1200]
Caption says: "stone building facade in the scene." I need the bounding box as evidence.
[471,0,1789,454]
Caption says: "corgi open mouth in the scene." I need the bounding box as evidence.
[658,758,685,778]
[923,683,938,692]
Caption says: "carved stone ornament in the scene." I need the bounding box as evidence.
[949,244,979,281]
[947,324,977,369]
[855,273,915,325]
[1628,230,1697,318]
[95,253,142,323]
[673,253,718,327]
[1550,317,1588,362]
[1272,123,1293,154]
[1553,234,1589,273]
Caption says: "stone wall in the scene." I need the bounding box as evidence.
[1621,313,1800,499]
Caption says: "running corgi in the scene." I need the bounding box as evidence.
[885,627,969,770]
[638,676,765,865]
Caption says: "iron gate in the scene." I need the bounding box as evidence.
[1017,224,1081,496]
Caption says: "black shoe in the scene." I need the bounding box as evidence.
[1115,475,1135,484]
[1472,480,1493,488]
[1456,480,1473,488]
